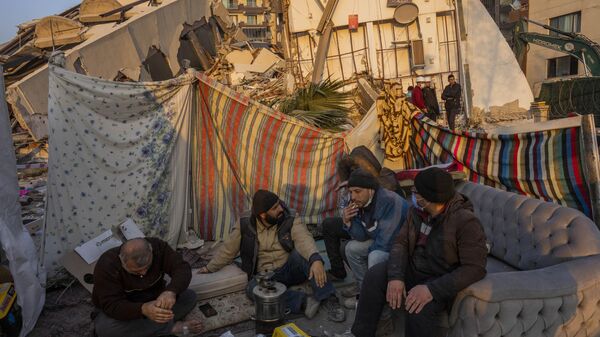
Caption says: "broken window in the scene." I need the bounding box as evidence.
[547,55,578,78]
[73,57,88,75]
[142,46,173,81]
[177,19,219,71]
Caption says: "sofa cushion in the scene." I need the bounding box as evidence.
[189,264,248,300]
[486,256,518,273]
[456,181,600,270]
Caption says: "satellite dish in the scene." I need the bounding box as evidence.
[393,3,419,25]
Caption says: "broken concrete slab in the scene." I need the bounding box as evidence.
[33,16,87,49]
[79,0,130,23]
[211,1,234,30]
[248,48,283,73]
[225,50,254,65]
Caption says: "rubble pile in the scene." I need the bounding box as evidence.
[10,114,47,238]
[207,45,288,105]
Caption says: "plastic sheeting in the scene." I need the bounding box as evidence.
[0,67,45,336]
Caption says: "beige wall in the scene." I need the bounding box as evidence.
[526,0,600,92]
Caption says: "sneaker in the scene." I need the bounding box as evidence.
[342,296,357,310]
[340,283,360,298]
[304,296,320,319]
[323,296,346,322]
[375,317,394,337]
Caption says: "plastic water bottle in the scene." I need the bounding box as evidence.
[182,325,189,336]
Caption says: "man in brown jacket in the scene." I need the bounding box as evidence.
[92,237,202,337]
[199,190,345,322]
[350,167,487,337]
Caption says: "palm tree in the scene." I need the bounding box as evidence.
[274,78,353,132]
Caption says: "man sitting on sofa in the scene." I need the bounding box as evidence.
[323,168,409,303]
[199,190,345,322]
[350,167,487,337]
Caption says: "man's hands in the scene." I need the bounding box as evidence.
[309,260,326,288]
[386,280,405,309]
[141,300,174,324]
[405,285,433,314]
[197,266,210,274]
[342,203,359,226]
[155,291,176,310]
[142,291,178,323]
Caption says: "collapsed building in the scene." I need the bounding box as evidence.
[2,0,538,143]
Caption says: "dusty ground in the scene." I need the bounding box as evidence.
[27,279,358,337]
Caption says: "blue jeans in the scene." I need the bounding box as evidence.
[345,239,390,287]
[246,250,336,314]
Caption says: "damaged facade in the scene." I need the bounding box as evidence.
[1,0,247,141]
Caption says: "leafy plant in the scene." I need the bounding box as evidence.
[275,79,353,131]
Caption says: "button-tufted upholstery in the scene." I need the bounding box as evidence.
[446,182,600,337]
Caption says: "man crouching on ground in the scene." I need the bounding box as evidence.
[350,167,487,337]
[199,189,345,322]
[92,237,202,337]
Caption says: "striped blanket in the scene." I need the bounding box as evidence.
[410,115,592,217]
[192,75,346,239]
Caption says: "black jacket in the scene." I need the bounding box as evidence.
[422,87,440,114]
[92,238,191,320]
[442,83,462,110]
[387,193,487,302]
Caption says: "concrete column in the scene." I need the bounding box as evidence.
[366,22,380,79]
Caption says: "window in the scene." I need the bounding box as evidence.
[246,0,257,7]
[222,0,236,9]
[246,15,257,25]
[549,12,580,36]
[547,55,578,78]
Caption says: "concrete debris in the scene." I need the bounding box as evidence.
[247,48,284,74]
[79,0,128,23]
[33,16,88,49]
[225,50,254,66]
[12,118,47,240]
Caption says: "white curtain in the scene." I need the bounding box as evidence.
[43,64,194,278]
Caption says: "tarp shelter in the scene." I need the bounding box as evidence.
[43,61,595,278]
[0,66,45,336]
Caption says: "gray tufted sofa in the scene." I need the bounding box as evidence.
[448,181,600,337]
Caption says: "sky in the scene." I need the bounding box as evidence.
[1,0,80,44]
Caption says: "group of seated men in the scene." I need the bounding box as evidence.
[91,166,488,337]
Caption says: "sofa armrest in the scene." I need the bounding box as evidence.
[449,254,600,324]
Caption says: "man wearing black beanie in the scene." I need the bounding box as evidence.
[350,167,487,337]
[200,190,345,322]
[323,168,409,312]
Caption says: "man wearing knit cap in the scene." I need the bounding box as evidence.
[350,167,487,337]
[199,190,345,322]
[327,168,409,304]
